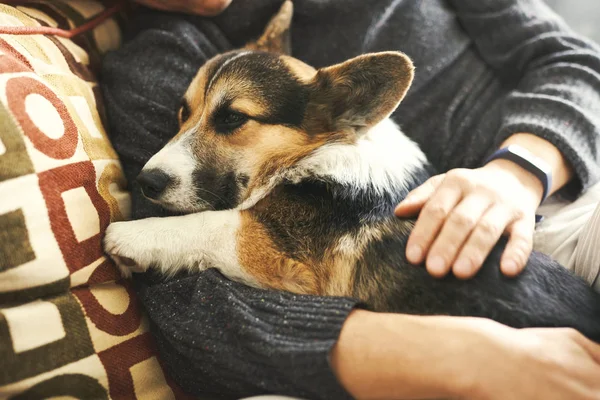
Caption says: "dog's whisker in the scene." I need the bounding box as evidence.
[196,187,227,205]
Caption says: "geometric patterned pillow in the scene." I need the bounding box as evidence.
[0,2,191,398]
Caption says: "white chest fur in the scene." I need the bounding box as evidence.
[239,118,427,209]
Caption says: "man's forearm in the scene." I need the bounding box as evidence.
[330,310,474,400]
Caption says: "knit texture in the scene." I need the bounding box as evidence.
[135,270,357,400]
[101,1,600,398]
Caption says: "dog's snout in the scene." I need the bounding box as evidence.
[137,170,172,200]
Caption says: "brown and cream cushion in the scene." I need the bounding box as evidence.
[0,2,189,398]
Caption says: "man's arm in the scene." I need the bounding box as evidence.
[396,0,600,279]
[447,0,600,196]
[331,310,600,400]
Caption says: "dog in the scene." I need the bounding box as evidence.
[104,1,600,341]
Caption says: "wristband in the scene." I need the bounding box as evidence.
[484,145,553,223]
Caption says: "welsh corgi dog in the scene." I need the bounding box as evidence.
[104,1,600,341]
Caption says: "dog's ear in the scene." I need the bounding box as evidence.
[246,0,293,55]
[308,52,414,133]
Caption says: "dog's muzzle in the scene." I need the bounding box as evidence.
[137,169,172,200]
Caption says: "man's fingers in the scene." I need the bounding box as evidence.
[395,174,445,217]
[405,183,462,266]
[399,168,535,281]
[501,217,534,277]
[191,0,232,16]
[452,205,512,279]
[426,194,492,278]
[133,0,232,16]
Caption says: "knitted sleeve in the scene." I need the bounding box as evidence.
[135,270,357,400]
[447,0,600,196]
[101,10,355,399]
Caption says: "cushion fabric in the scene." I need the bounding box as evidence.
[0,2,189,399]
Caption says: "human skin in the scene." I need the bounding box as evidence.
[132,0,232,16]
[331,309,600,400]
[395,133,574,279]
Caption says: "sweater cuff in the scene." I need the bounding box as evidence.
[497,95,599,200]
[135,269,358,400]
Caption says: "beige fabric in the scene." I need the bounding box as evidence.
[582,206,600,292]
[534,182,600,291]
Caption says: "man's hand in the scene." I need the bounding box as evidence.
[133,0,232,16]
[395,159,544,279]
[466,323,600,400]
[331,311,600,400]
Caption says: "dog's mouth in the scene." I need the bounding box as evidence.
[156,200,214,215]
[147,194,214,214]
[136,165,218,213]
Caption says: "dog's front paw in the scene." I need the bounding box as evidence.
[104,221,153,278]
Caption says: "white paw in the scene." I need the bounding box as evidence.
[103,221,153,278]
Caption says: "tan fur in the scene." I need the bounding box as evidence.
[322,226,388,296]
[308,52,414,131]
[174,60,414,295]
[180,57,353,200]
[178,60,214,128]
[179,57,322,196]
[238,211,319,294]
[321,252,357,297]
[245,0,293,54]
[281,56,317,82]
[229,97,268,118]
[238,211,374,297]
[185,69,326,195]
[350,219,414,310]
[153,1,417,297]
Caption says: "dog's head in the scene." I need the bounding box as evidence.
[138,0,414,212]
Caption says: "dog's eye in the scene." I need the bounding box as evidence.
[179,101,191,125]
[214,109,248,134]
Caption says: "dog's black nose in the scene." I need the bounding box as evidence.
[137,170,172,200]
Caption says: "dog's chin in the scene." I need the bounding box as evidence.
[164,203,210,214]
[144,196,212,215]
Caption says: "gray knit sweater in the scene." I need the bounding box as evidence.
[101,1,600,399]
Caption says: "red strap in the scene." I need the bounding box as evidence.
[0,0,126,38]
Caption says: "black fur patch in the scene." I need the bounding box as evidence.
[192,167,240,211]
[237,173,250,188]
[253,164,432,262]
[354,234,600,341]
[251,162,600,342]
[208,51,309,128]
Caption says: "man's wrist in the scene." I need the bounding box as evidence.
[495,133,575,197]
[483,159,545,206]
